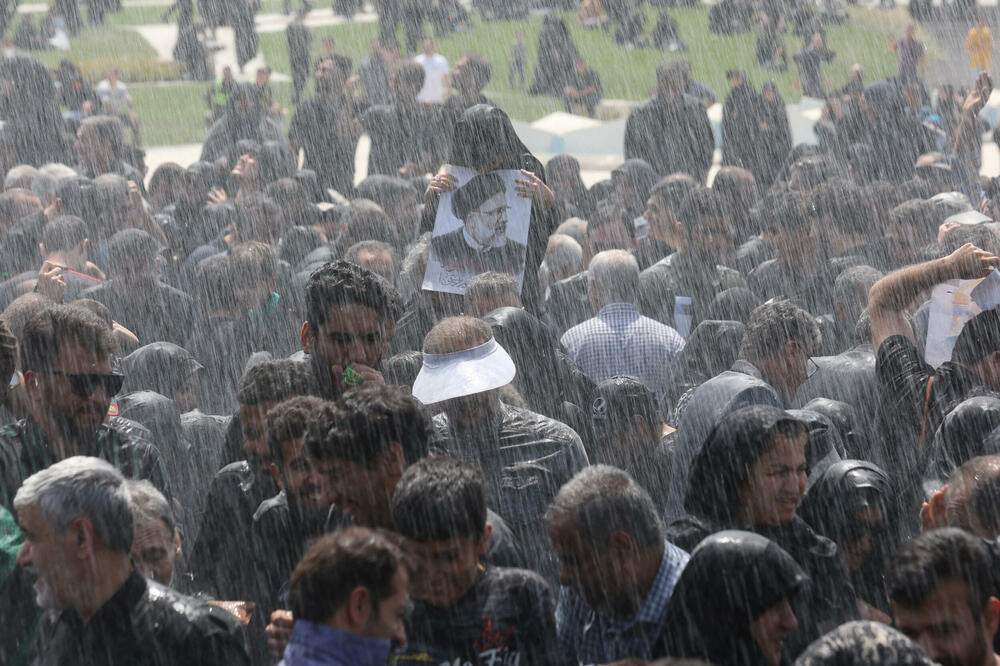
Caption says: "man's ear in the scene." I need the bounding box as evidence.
[606,530,635,561]
[345,585,373,631]
[269,462,284,490]
[23,370,41,402]
[983,596,1000,641]
[68,517,96,560]
[300,321,313,355]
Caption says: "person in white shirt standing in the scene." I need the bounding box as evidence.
[414,39,449,104]
[96,68,141,146]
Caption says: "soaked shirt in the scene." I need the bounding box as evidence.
[393,566,559,665]
[556,540,689,666]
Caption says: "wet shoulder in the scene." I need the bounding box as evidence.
[144,582,246,649]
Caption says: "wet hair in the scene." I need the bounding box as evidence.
[788,154,843,190]
[589,203,635,241]
[342,201,397,248]
[392,457,487,542]
[390,60,426,91]
[461,53,493,91]
[678,187,727,231]
[14,456,133,555]
[193,253,235,315]
[451,173,506,221]
[1,293,51,341]
[289,526,408,624]
[464,271,520,314]
[230,241,278,285]
[588,249,639,303]
[544,234,584,281]
[650,174,697,213]
[236,359,317,407]
[266,395,328,466]
[344,240,398,275]
[704,288,762,325]
[763,193,809,234]
[833,265,883,320]
[70,299,113,329]
[888,199,939,245]
[547,465,664,549]
[41,216,88,253]
[234,194,282,243]
[888,527,994,617]
[80,115,125,159]
[422,315,492,355]
[19,304,114,373]
[940,225,1000,255]
[125,478,175,535]
[739,300,821,362]
[305,260,403,328]
[306,383,429,467]
[962,455,1000,538]
[382,350,423,388]
[264,178,310,216]
[811,180,874,237]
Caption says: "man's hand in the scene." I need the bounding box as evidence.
[36,261,66,302]
[266,610,295,660]
[963,70,993,116]
[946,242,1000,280]
[937,221,961,243]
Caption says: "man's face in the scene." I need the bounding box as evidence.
[750,598,798,666]
[240,399,281,479]
[588,220,633,256]
[275,436,336,527]
[549,515,619,614]
[685,215,735,266]
[739,431,809,526]
[27,339,114,442]
[132,517,180,586]
[16,504,81,610]
[303,303,392,395]
[894,579,995,666]
[363,567,410,648]
[323,456,394,528]
[643,194,672,236]
[406,535,485,608]
[465,192,510,247]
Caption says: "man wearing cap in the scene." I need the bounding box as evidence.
[561,249,684,401]
[413,315,588,581]
[870,242,1000,476]
[0,304,169,512]
[80,228,196,346]
[430,173,528,281]
[588,375,674,513]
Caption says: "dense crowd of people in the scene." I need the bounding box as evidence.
[6,0,1000,665]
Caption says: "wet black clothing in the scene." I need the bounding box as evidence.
[286,19,311,105]
[184,460,278,600]
[0,266,102,310]
[200,88,284,166]
[546,154,596,222]
[0,55,74,166]
[756,90,793,187]
[431,402,589,582]
[288,95,362,196]
[859,82,937,182]
[563,66,602,116]
[361,103,447,177]
[659,530,808,666]
[527,17,579,97]
[30,570,249,665]
[800,460,895,613]
[747,258,840,317]
[794,46,834,98]
[636,237,675,271]
[666,319,746,410]
[0,415,170,511]
[722,83,764,172]
[81,279,198,347]
[875,335,988,478]
[639,252,748,333]
[395,566,559,664]
[624,93,714,181]
[924,396,1000,488]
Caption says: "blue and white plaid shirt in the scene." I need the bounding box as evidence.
[560,302,685,400]
[556,540,690,666]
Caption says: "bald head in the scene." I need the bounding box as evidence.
[423,316,493,355]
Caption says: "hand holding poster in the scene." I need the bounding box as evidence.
[422,166,532,295]
[925,269,1000,367]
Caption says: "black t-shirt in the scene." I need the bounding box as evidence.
[394,566,560,665]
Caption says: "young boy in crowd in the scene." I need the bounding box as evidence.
[390,457,560,664]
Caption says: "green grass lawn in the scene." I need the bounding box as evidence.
[10,4,925,145]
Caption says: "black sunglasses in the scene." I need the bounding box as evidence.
[44,371,124,398]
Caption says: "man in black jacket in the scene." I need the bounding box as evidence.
[15,456,249,664]
[624,61,714,182]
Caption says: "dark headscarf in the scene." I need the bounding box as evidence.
[800,460,890,545]
[685,405,810,523]
[802,398,868,460]
[449,104,538,173]
[547,154,595,220]
[612,158,658,218]
[794,621,935,666]
[924,396,1000,490]
[120,342,204,401]
[661,530,808,666]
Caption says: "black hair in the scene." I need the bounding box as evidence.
[236,359,317,407]
[305,260,404,328]
[888,527,994,617]
[739,300,821,362]
[41,216,88,253]
[590,203,635,240]
[450,173,506,221]
[289,526,407,624]
[305,384,429,467]
[391,60,426,91]
[650,174,697,212]
[953,308,1000,365]
[19,304,115,373]
[230,241,278,284]
[888,199,939,243]
[678,187,727,230]
[391,457,487,542]
[266,395,329,466]
[381,350,423,388]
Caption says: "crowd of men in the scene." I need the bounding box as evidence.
[7,0,1000,664]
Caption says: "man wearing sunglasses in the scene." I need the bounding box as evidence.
[0,304,169,511]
